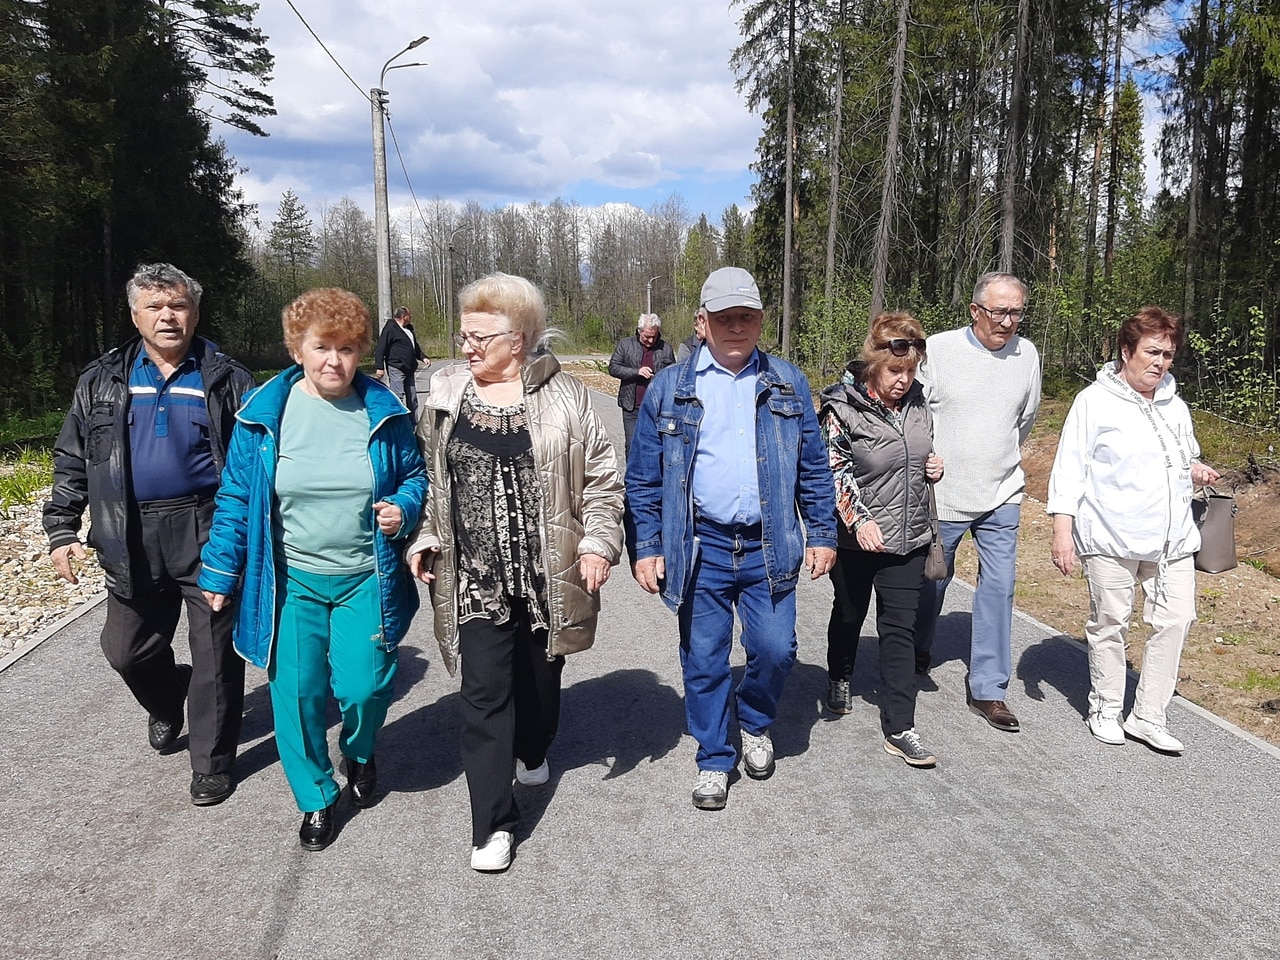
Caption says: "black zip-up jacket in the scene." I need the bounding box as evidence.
[42,336,255,598]
[607,334,676,412]
[374,320,426,375]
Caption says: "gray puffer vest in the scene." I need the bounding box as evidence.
[819,366,935,555]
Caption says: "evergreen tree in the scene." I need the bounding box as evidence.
[266,189,317,296]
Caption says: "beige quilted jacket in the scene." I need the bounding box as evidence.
[408,354,625,675]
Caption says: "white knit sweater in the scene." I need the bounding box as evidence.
[918,326,1042,521]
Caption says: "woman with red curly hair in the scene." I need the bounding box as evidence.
[199,288,427,850]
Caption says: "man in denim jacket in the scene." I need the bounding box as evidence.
[625,267,837,811]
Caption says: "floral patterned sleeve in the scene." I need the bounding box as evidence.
[821,410,874,533]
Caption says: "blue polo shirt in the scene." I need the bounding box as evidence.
[692,347,762,525]
[128,349,220,502]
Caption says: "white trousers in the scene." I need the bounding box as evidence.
[1081,554,1197,726]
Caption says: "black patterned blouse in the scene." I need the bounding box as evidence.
[446,383,548,630]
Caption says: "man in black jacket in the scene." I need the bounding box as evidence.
[43,263,254,807]
[374,305,429,419]
[608,313,676,457]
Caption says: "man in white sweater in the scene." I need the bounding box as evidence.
[914,272,1041,732]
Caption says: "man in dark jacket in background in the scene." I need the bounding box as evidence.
[43,263,254,807]
[608,313,675,458]
[374,305,430,419]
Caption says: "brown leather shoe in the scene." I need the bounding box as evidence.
[970,699,1020,732]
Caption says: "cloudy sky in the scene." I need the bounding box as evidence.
[220,1,762,232]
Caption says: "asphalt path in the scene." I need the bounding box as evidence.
[3,369,1278,959]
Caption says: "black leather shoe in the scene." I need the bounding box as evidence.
[190,772,234,806]
[343,755,378,808]
[148,664,193,753]
[299,804,337,851]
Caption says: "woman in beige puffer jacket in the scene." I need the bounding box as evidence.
[407,272,623,872]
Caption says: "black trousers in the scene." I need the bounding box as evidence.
[101,497,244,775]
[827,546,925,737]
[621,407,638,459]
[457,600,564,846]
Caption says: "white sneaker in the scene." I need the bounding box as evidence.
[691,770,728,810]
[470,830,513,872]
[515,759,549,786]
[741,729,775,779]
[1122,715,1184,753]
[1087,712,1125,746]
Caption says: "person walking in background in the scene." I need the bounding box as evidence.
[1047,306,1219,754]
[625,267,837,811]
[43,262,254,807]
[820,312,945,767]
[675,314,704,363]
[407,273,623,872]
[608,313,675,458]
[374,305,430,419]
[199,288,426,851]
[913,272,1041,733]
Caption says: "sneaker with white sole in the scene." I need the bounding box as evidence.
[1122,715,1184,753]
[740,729,775,779]
[470,830,513,871]
[691,769,728,810]
[515,758,549,786]
[1087,712,1125,746]
[883,728,938,767]
[826,678,852,714]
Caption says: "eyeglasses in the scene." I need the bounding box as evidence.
[880,338,926,357]
[973,304,1026,325]
[453,330,515,350]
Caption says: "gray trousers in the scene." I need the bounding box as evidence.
[386,366,419,419]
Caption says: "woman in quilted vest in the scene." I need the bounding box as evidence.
[818,312,944,768]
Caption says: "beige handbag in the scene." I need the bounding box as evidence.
[1191,485,1237,574]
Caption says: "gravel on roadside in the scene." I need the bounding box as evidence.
[1,488,104,657]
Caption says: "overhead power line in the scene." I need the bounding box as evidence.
[283,0,369,102]
[386,114,433,234]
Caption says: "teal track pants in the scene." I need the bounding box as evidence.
[268,566,397,812]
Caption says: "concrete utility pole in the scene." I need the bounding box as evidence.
[371,35,429,332]
[444,225,470,358]
[646,276,663,315]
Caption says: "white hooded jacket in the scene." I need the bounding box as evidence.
[1047,364,1202,562]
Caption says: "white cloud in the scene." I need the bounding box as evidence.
[219,0,762,227]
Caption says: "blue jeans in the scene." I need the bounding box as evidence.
[677,519,798,772]
[914,501,1020,701]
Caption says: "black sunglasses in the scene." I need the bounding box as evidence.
[881,338,926,357]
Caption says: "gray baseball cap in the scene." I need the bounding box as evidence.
[700,267,762,313]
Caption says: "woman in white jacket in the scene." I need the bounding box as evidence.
[1047,306,1219,753]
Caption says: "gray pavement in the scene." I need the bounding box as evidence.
[3,379,1279,960]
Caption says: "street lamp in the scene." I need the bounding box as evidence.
[646,275,664,315]
[444,225,471,358]
[371,35,429,332]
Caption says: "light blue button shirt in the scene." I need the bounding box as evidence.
[692,347,761,524]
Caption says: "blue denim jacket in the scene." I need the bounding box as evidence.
[198,368,427,669]
[624,344,837,611]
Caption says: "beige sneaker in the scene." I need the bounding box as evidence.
[1087,712,1125,746]
[1122,715,1184,753]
